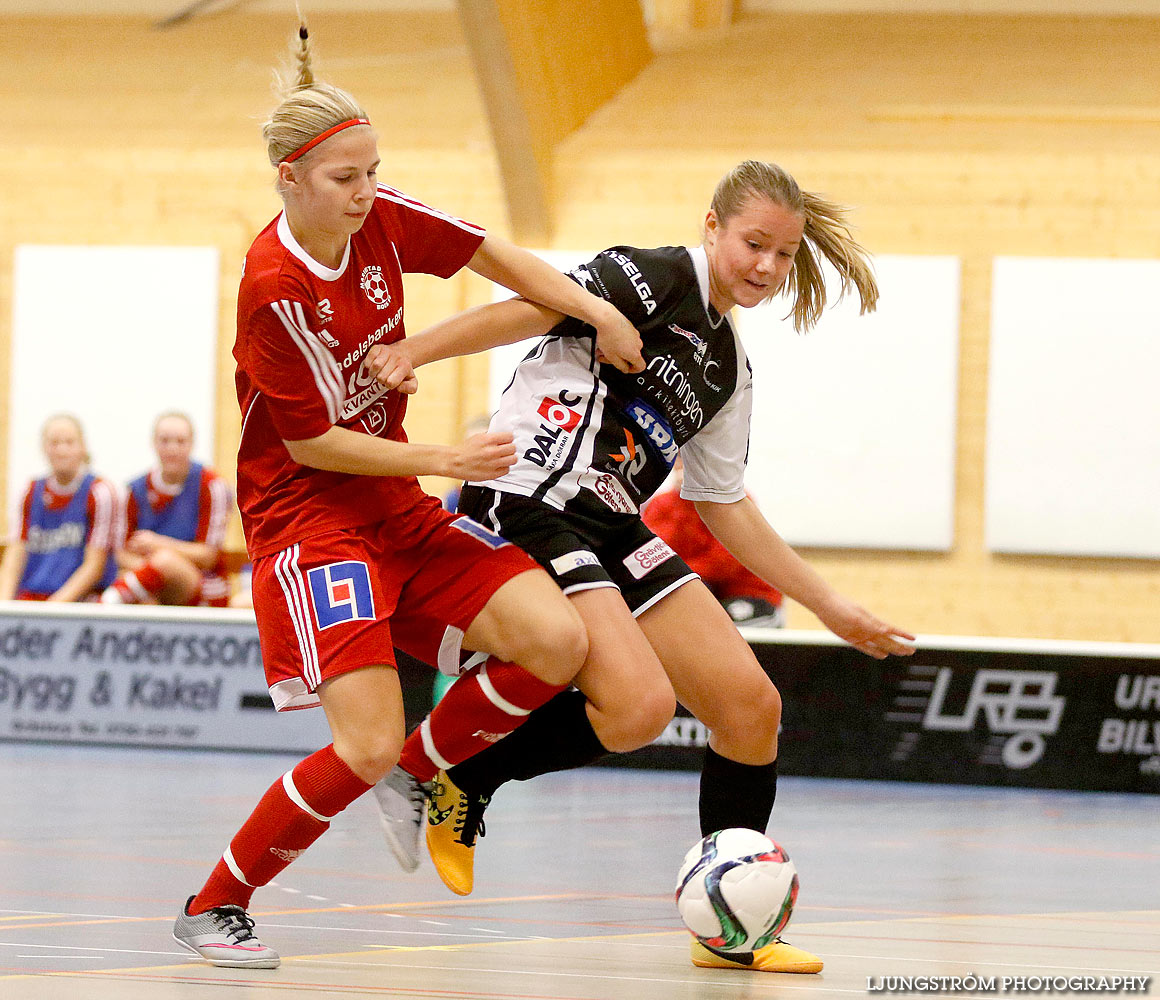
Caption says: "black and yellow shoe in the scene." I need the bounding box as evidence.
[690,938,823,973]
[425,770,489,896]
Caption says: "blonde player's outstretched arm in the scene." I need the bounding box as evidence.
[695,496,916,659]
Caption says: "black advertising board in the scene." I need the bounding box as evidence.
[594,632,1160,794]
[5,603,1158,793]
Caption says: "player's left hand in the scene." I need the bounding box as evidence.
[366,342,419,393]
[816,597,916,659]
[592,302,645,374]
[127,530,163,556]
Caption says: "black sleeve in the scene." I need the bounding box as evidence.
[549,246,685,339]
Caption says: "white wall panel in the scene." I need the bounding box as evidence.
[986,257,1160,558]
[738,255,961,550]
[8,246,219,531]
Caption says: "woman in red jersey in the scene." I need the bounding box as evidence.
[173,25,644,969]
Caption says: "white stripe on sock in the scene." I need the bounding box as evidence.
[281,770,334,823]
[124,571,152,603]
[223,846,256,887]
[475,662,531,717]
[419,717,453,771]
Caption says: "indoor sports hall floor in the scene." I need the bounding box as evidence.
[0,743,1156,999]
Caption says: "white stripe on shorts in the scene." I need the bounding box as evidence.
[274,544,321,692]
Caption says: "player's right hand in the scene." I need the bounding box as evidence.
[816,596,917,659]
[366,342,418,394]
[447,431,517,482]
[592,302,645,373]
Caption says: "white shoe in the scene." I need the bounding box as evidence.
[372,765,431,872]
[173,896,280,968]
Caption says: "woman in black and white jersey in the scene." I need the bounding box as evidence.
[370,160,916,974]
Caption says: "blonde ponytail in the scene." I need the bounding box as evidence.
[261,21,370,172]
[710,160,878,331]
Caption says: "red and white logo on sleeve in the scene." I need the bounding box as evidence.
[537,396,581,432]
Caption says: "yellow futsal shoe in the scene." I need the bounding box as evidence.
[690,937,824,974]
[425,770,489,896]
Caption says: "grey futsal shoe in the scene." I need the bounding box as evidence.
[173,896,280,968]
[372,764,432,872]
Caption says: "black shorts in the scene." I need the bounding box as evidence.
[458,485,699,616]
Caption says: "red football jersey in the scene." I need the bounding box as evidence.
[234,185,486,558]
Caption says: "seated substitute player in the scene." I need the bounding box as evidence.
[0,414,117,602]
[100,412,234,608]
[171,23,645,970]
[370,160,916,975]
[643,456,785,627]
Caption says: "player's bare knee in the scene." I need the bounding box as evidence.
[757,683,782,733]
[333,732,402,784]
[148,547,181,576]
[513,601,587,685]
[715,682,781,759]
[599,684,676,752]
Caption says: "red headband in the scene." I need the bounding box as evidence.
[281,118,371,164]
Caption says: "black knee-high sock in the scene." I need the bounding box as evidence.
[698,744,778,838]
[447,689,608,799]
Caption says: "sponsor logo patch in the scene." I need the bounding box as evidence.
[549,549,602,576]
[307,561,376,630]
[580,471,638,514]
[525,390,584,470]
[669,322,708,364]
[537,395,581,432]
[622,537,676,580]
[625,399,679,466]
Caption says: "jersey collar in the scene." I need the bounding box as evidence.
[687,245,727,329]
[46,470,86,497]
[148,467,187,496]
[277,212,352,281]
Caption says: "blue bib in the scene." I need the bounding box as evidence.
[20,473,116,597]
[128,463,204,542]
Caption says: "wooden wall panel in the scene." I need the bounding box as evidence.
[3,11,1159,641]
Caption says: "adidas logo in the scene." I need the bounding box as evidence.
[268,847,306,862]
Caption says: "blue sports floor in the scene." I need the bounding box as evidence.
[0,743,1157,998]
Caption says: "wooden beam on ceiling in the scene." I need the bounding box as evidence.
[651,0,737,35]
[457,0,651,243]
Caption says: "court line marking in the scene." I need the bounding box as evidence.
[0,892,599,932]
[816,951,1160,975]
[5,911,1157,982]
[0,929,690,981]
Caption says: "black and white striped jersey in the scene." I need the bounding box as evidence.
[475,244,753,519]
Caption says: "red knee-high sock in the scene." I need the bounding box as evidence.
[398,658,567,782]
[189,744,372,914]
[101,562,165,604]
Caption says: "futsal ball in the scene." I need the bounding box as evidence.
[675,828,799,953]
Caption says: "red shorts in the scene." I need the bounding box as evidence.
[251,501,538,711]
